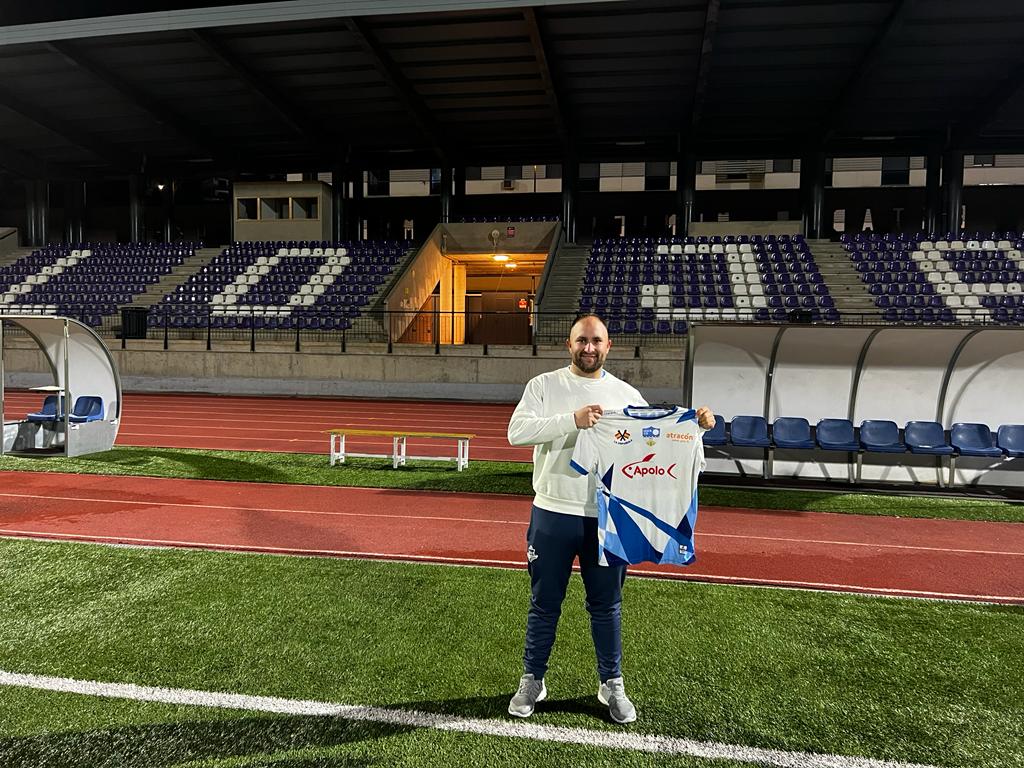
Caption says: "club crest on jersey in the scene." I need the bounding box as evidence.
[642,426,660,446]
[613,429,632,445]
[621,453,677,479]
[526,545,538,563]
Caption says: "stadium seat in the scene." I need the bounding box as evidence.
[951,423,1002,457]
[68,396,104,424]
[729,415,770,447]
[859,420,905,453]
[702,415,727,446]
[815,419,859,451]
[771,417,814,449]
[997,424,1024,457]
[26,395,65,424]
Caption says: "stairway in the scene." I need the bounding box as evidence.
[0,247,34,272]
[806,239,879,323]
[99,246,225,330]
[534,241,590,344]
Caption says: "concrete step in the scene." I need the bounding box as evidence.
[120,247,225,311]
[0,247,34,271]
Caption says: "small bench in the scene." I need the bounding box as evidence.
[326,428,475,471]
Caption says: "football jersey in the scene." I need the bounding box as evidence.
[569,406,706,567]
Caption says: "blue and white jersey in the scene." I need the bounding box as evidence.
[569,406,706,567]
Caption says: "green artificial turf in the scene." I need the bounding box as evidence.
[0,538,1021,768]
[2,446,1023,523]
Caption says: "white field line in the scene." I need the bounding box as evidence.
[1,530,1020,604]
[0,670,938,768]
[1,490,1022,557]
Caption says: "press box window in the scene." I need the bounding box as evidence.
[236,198,257,220]
[260,197,289,220]
[292,197,319,219]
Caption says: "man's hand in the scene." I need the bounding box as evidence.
[574,404,604,429]
[696,406,715,430]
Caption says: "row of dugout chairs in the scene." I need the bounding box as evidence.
[702,416,1023,486]
[26,395,106,424]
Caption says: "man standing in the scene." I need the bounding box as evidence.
[506,313,713,723]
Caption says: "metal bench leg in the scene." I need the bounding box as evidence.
[855,452,863,484]
[948,455,956,488]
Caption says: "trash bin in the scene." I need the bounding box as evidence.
[121,307,149,339]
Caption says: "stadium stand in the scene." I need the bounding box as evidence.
[150,240,409,330]
[579,235,838,334]
[0,243,193,326]
[844,231,1024,325]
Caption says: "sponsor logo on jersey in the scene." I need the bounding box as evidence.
[613,429,632,445]
[621,453,677,479]
[666,430,695,442]
[642,426,660,446]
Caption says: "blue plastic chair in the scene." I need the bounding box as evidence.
[730,416,770,447]
[951,423,1002,457]
[859,420,905,453]
[997,424,1024,458]
[905,423,953,457]
[772,417,814,449]
[702,415,727,446]
[68,396,104,424]
[816,419,859,451]
[26,395,65,424]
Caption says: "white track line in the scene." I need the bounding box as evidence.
[0,670,937,768]
[1,530,1019,604]
[2,490,1022,557]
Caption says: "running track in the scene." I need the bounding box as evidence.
[3,391,1023,604]
[3,391,532,461]
[1,471,1022,604]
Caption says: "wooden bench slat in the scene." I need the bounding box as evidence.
[325,428,475,439]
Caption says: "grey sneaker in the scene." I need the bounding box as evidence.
[508,673,547,718]
[598,677,637,724]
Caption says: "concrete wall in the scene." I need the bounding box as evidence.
[233,181,331,242]
[2,339,686,404]
[688,221,802,236]
[386,228,449,339]
[0,227,18,255]
[441,222,557,254]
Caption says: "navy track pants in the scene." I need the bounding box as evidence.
[522,505,627,683]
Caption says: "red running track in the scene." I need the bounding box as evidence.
[1,471,1022,604]
[3,391,533,462]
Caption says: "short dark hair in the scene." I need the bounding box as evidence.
[568,313,608,338]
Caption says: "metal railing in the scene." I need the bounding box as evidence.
[2,307,1018,354]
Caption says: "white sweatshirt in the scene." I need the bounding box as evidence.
[507,366,646,517]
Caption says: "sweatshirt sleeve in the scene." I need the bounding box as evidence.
[507,376,578,446]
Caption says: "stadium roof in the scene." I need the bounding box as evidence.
[2,0,1024,179]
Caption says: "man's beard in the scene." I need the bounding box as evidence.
[573,350,604,373]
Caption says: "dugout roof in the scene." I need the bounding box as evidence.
[1,0,1024,179]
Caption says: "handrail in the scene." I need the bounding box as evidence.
[533,220,564,309]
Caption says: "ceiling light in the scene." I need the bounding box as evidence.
[493,254,509,262]
[505,262,517,268]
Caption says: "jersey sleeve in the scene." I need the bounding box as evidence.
[569,426,599,476]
